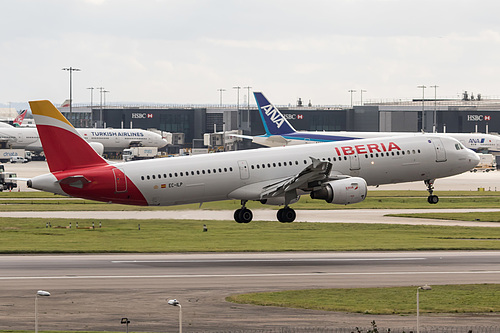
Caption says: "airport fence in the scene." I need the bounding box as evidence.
[207,327,500,333]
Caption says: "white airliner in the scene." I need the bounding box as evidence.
[0,123,168,154]
[27,100,479,223]
[251,92,500,155]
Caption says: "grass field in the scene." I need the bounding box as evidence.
[226,284,500,314]
[1,218,500,253]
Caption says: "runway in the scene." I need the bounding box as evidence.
[1,252,500,331]
[7,208,500,227]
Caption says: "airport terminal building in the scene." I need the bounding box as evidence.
[62,95,500,151]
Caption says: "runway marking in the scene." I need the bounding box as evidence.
[1,270,500,280]
[111,258,427,263]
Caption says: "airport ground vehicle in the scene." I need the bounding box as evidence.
[472,153,497,172]
[9,156,28,163]
[0,165,17,191]
[122,147,158,161]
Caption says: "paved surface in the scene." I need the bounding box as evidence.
[6,208,500,227]
[1,252,500,332]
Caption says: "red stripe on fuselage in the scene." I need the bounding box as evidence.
[53,165,148,206]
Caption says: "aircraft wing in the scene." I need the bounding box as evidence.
[260,157,334,199]
[229,157,350,203]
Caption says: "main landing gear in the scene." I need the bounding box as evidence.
[233,201,297,223]
[277,207,296,223]
[425,179,439,204]
[234,200,253,223]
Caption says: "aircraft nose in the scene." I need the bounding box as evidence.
[161,138,169,147]
[470,151,480,167]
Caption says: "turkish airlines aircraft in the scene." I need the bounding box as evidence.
[27,100,479,223]
[0,123,168,153]
[251,92,500,155]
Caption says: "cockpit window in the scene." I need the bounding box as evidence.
[455,143,465,150]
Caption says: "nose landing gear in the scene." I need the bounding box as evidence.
[425,179,439,204]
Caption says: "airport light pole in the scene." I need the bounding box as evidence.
[62,67,81,115]
[87,87,95,127]
[417,85,426,132]
[97,87,105,128]
[360,89,367,106]
[416,284,431,333]
[244,86,252,129]
[233,86,241,128]
[217,88,226,107]
[168,299,182,333]
[35,290,50,333]
[430,85,439,133]
[348,89,356,107]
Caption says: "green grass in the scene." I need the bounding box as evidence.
[0,190,500,211]
[1,218,500,253]
[226,284,500,314]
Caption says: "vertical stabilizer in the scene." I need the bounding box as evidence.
[29,100,108,172]
[13,109,27,127]
[254,92,296,135]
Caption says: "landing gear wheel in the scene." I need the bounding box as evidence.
[427,195,439,204]
[234,209,242,223]
[234,208,253,223]
[424,179,439,205]
[277,207,296,223]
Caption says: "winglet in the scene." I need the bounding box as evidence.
[29,100,108,173]
[254,92,296,135]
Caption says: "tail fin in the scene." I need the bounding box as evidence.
[13,109,27,127]
[29,100,108,173]
[254,92,296,135]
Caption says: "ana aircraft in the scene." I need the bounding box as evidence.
[0,123,168,154]
[251,92,500,155]
[27,100,479,223]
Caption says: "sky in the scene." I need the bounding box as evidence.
[2,0,500,108]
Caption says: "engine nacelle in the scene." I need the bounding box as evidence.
[89,142,104,156]
[310,177,367,205]
[260,197,299,206]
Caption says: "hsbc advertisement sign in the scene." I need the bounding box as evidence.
[467,114,491,121]
[283,113,304,120]
[131,112,154,119]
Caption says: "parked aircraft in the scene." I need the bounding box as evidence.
[0,122,168,153]
[27,100,479,223]
[251,92,500,155]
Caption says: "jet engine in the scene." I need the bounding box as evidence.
[310,177,367,205]
[89,142,104,156]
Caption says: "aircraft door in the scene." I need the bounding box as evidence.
[349,154,360,170]
[431,138,447,162]
[17,133,23,143]
[113,168,128,193]
[237,160,250,180]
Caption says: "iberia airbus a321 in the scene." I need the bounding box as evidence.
[27,100,479,223]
